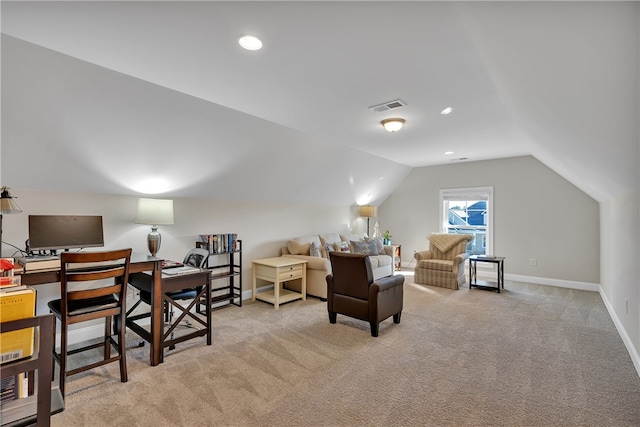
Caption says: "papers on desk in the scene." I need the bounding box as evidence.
[161,266,201,276]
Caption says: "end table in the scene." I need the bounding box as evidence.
[468,255,505,293]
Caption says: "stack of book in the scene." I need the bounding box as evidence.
[16,256,60,272]
[197,234,239,254]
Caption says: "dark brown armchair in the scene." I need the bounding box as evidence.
[326,252,404,337]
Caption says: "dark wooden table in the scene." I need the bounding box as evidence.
[468,255,505,293]
[126,267,211,361]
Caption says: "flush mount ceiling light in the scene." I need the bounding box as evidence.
[238,35,262,51]
[441,107,453,115]
[381,118,405,132]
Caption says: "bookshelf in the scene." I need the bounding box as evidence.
[0,314,64,427]
[196,236,242,309]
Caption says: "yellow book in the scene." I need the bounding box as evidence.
[0,288,36,364]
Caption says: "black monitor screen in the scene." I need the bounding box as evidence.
[28,215,104,252]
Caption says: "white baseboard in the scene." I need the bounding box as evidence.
[597,289,640,378]
[503,273,600,292]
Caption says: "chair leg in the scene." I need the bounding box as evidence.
[117,313,128,383]
[370,322,379,337]
[50,314,57,382]
[59,320,68,397]
[393,311,402,324]
[328,312,337,324]
[104,315,112,360]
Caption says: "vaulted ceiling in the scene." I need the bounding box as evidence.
[2,1,638,205]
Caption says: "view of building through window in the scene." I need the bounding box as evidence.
[444,200,487,255]
[440,187,493,256]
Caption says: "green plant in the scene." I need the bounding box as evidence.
[383,230,392,239]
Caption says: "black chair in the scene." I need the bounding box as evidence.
[127,248,209,346]
[48,249,132,397]
[326,252,404,337]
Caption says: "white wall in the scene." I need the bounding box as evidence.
[600,191,640,374]
[378,155,600,284]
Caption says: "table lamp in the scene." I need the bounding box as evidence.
[135,198,174,257]
[0,186,23,257]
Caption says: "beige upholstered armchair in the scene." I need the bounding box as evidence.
[414,233,473,289]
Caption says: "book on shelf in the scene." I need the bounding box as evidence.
[1,373,27,403]
[16,256,60,271]
[0,276,22,288]
[0,287,36,364]
[197,234,239,254]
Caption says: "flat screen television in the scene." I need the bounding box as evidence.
[28,215,104,253]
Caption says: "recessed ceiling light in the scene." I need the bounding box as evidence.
[441,107,453,115]
[444,151,454,155]
[238,35,262,51]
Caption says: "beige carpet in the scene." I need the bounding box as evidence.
[51,273,640,426]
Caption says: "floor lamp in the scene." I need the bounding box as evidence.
[0,187,23,257]
[359,205,377,237]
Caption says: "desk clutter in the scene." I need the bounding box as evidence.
[16,256,60,272]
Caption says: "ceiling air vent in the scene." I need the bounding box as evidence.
[369,99,407,113]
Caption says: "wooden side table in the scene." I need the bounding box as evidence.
[251,257,307,309]
[393,245,402,270]
[468,255,505,293]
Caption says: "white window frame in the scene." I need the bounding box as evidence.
[439,186,494,256]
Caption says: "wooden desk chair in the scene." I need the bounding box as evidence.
[47,249,131,397]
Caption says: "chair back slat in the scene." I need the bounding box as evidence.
[65,266,126,282]
[67,284,122,301]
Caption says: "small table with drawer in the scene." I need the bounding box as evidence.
[251,257,307,309]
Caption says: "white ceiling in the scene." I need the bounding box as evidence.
[1,1,638,204]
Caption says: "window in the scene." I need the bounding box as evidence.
[439,187,493,256]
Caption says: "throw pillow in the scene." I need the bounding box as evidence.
[351,240,379,255]
[309,241,321,257]
[333,241,351,253]
[286,235,321,255]
[287,239,309,255]
[364,236,384,253]
[324,242,333,258]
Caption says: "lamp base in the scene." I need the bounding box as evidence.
[147,226,161,257]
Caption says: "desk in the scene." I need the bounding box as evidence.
[19,252,171,366]
[468,255,505,293]
[126,268,211,361]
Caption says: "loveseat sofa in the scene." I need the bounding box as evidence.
[280,232,396,299]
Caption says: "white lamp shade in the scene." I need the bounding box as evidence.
[135,198,174,225]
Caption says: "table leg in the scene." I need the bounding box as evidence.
[206,273,212,345]
[274,278,280,309]
[301,266,306,301]
[150,262,162,366]
[252,267,257,302]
